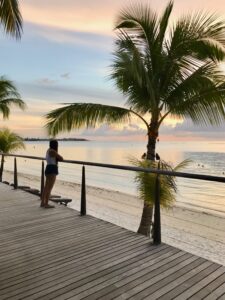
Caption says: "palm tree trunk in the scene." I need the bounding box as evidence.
[0,155,4,182]
[146,123,158,160]
[137,202,154,236]
[138,122,159,237]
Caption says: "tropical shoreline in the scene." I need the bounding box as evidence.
[3,170,225,266]
[23,138,89,142]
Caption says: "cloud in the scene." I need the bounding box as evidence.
[160,119,225,140]
[36,73,70,86]
[24,22,114,51]
[18,81,124,105]
[77,118,225,141]
[1,99,61,137]
[36,78,57,85]
[21,0,143,34]
[21,0,225,36]
[80,123,146,137]
[61,73,70,79]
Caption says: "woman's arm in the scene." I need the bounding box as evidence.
[49,149,64,161]
[56,153,63,161]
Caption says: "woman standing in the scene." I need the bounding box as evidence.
[40,139,63,208]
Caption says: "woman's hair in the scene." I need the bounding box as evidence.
[49,139,58,152]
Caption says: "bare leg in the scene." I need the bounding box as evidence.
[40,175,56,207]
[45,175,56,206]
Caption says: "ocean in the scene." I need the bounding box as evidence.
[3,140,225,216]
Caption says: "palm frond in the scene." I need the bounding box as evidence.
[110,34,156,112]
[0,103,9,119]
[0,128,25,153]
[45,103,132,136]
[156,1,173,48]
[163,62,225,125]
[159,11,225,100]
[0,77,20,96]
[0,77,26,119]
[173,159,193,171]
[0,98,26,109]
[114,2,174,103]
[115,2,158,50]
[0,0,23,39]
[168,12,225,62]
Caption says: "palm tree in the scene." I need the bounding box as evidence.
[0,77,26,119]
[0,2,24,121]
[0,0,22,39]
[0,128,25,181]
[45,1,225,235]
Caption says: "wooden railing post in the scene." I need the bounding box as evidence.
[153,162,161,245]
[14,157,18,189]
[80,165,86,216]
[0,154,4,182]
[40,161,45,198]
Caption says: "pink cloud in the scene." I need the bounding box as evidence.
[21,0,225,35]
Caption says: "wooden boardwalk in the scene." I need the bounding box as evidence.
[0,183,225,300]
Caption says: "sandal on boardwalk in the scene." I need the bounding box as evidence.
[44,204,55,208]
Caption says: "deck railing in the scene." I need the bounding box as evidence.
[1,153,225,245]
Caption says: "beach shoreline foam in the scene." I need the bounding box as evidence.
[3,170,225,266]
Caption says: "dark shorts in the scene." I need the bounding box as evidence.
[45,164,58,176]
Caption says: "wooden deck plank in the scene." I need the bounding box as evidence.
[135,262,220,300]
[1,244,166,300]
[0,237,150,286]
[0,244,160,300]
[99,255,201,300]
[173,266,225,300]
[142,260,213,300]
[160,265,225,300]
[32,247,178,300]
[188,270,225,299]
[84,252,191,300]
[202,283,225,300]
[51,248,183,300]
[0,245,169,296]
[0,225,127,254]
[0,228,137,266]
[0,233,147,281]
[0,237,149,285]
[0,183,225,300]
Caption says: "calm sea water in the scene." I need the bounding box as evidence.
[3,140,225,215]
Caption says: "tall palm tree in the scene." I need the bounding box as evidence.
[45,1,225,235]
[0,128,25,181]
[0,0,22,39]
[0,77,26,119]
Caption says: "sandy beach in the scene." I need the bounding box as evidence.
[3,170,225,266]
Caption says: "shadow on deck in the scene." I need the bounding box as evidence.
[0,183,225,300]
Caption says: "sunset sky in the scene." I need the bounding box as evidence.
[1,0,225,141]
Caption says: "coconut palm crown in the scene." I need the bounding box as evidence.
[0,0,23,39]
[0,128,25,181]
[0,77,26,119]
[46,0,225,161]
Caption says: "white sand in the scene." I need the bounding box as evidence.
[3,170,225,266]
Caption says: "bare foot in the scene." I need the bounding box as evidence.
[44,204,55,208]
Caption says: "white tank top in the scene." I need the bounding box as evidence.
[46,149,57,165]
